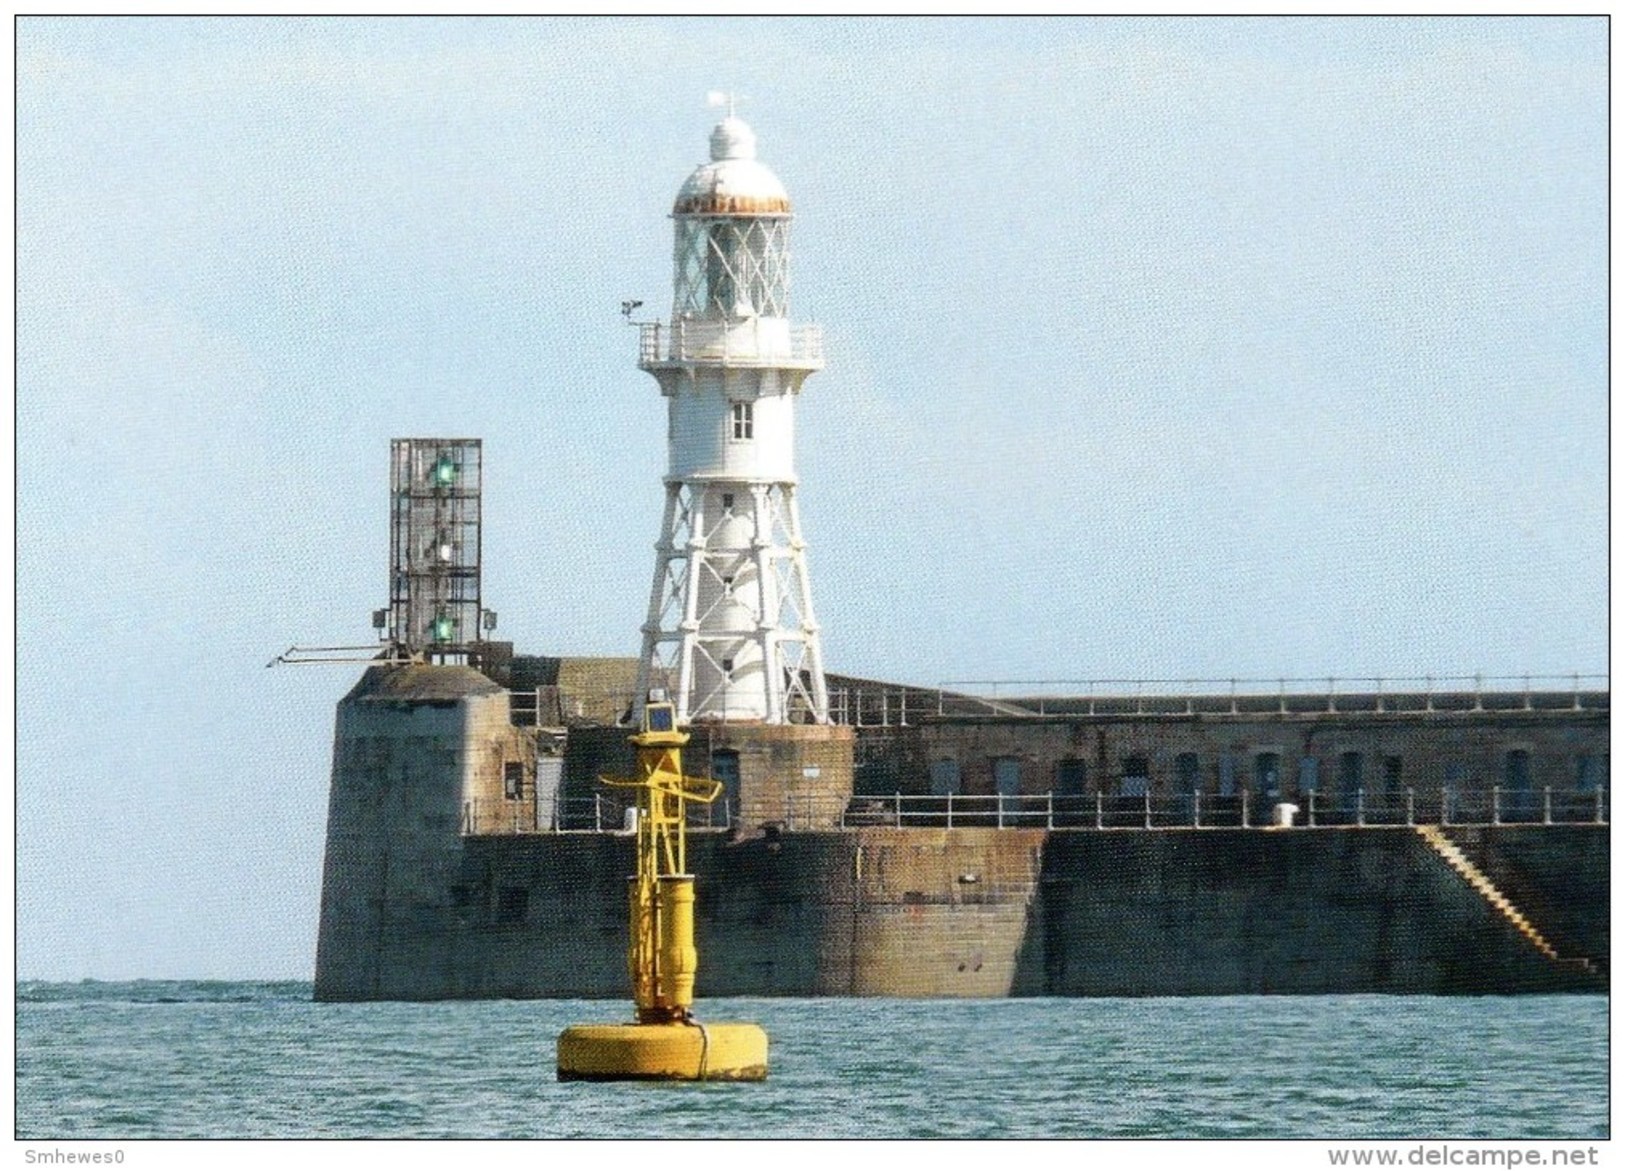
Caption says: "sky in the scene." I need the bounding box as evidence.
[15,16,1607,979]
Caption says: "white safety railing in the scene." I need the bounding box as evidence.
[464,786,1606,836]
[925,674,1609,719]
[638,319,824,367]
[462,795,735,836]
[833,787,1607,831]
[512,675,1607,731]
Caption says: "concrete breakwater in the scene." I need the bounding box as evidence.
[314,823,1607,1001]
[312,663,1607,1001]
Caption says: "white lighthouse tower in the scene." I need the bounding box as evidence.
[634,110,829,725]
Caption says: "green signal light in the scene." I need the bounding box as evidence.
[432,616,455,642]
[433,458,457,486]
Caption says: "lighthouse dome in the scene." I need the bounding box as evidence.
[673,117,791,217]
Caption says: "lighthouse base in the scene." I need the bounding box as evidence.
[556,1021,769,1082]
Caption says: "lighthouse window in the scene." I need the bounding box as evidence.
[503,761,524,800]
[731,401,754,440]
[721,493,735,512]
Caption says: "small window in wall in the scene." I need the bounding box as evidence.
[721,492,735,511]
[1382,755,1403,802]
[1575,754,1601,792]
[993,757,1022,796]
[1338,752,1363,810]
[497,886,529,925]
[1442,761,1466,821]
[929,759,962,796]
[503,761,524,800]
[712,749,741,808]
[1254,753,1282,799]
[1298,757,1319,794]
[1056,758,1088,796]
[1120,755,1149,798]
[721,658,734,674]
[1219,754,1237,797]
[1504,749,1534,820]
[731,401,754,440]
[1175,753,1200,794]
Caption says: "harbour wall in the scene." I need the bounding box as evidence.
[316,823,1607,1000]
[312,665,1607,1001]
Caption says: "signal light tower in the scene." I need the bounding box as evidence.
[382,438,485,661]
[634,112,830,726]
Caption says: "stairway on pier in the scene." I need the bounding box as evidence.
[1414,825,1599,981]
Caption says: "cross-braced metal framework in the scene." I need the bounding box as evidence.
[673,218,790,320]
[636,480,829,725]
[388,438,481,661]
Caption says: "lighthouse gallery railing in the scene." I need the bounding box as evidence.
[638,319,824,367]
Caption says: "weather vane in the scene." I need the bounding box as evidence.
[706,90,743,118]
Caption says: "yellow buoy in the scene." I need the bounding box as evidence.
[557,1022,768,1082]
[556,701,770,1082]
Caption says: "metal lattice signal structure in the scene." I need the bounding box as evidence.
[634,114,829,725]
[386,438,482,661]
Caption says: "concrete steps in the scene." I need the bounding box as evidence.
[1415,825,1598,976]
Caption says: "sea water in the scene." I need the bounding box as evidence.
[15,982,1608,1140]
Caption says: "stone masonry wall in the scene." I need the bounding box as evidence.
[882,711,1608,805]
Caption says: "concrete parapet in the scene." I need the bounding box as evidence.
[313,664,538,1001]
[706,722,855,835]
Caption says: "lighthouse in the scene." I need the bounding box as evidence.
[634,112,830,725]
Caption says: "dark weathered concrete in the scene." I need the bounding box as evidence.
[321,822,1607,1000]
[314,666,1608,1001]
[1035,828,1605,996]
[313,665,541,1001]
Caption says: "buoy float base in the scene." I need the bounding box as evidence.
[557,1022,768,1082]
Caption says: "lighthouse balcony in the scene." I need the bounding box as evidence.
[639,319,824,370]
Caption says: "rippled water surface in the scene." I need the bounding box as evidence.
[16,983,1607,1139]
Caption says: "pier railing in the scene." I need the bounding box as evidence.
[465,786,1605,835]
[827,673,1608,725]
[517,674,1607,730]
[463,795,735,836]
[831,786,1607,831]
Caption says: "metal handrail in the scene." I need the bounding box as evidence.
[834,787,1607,832]
[831,676,1608,723]
[462,795,735,836]
[637,319,824,366]
[503,675,1608,731]
[929,674,1608,717]
[462,785,1606,835]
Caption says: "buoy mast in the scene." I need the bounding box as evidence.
[556,699,769,1081]
[606,701,718,1024]
[558,101,796,1081]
